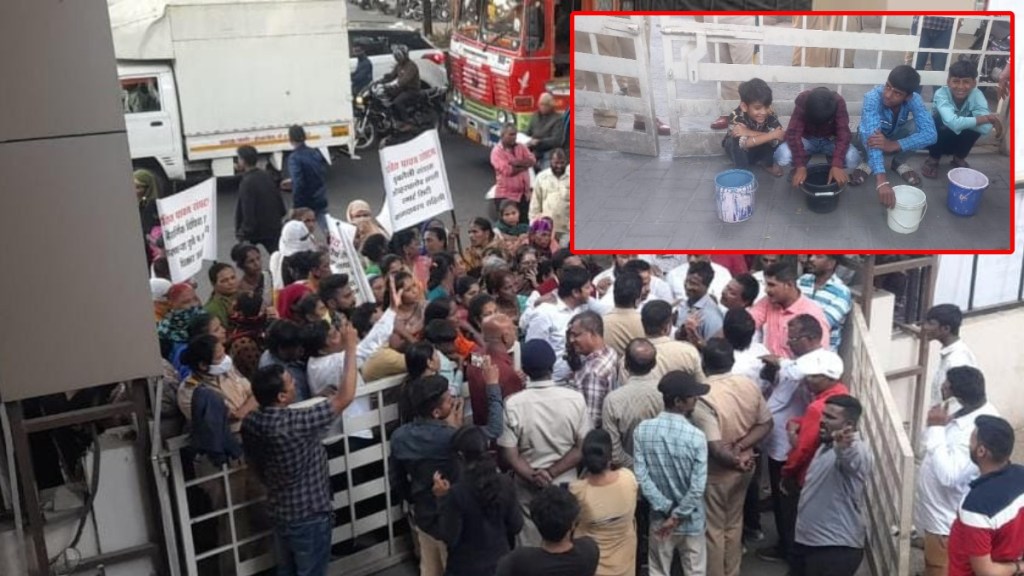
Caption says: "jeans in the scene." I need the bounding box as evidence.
[928,126,983,160]
[914,26,955,94]
[274,513,332,576]
[724,137,777,169]
[768,458,800,559]
[774,137,862,169]
[853,117,917,171]
[315,209,330,241]
[790,543,864,576]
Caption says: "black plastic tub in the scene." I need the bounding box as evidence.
[800,164,845,214]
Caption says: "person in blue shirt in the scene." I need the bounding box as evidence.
[351,43,373,95]
[850,65,937,209]
[285,125,330,239]
[921,59,1005,179]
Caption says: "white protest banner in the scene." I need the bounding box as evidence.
[156,178,217,283]
[326,215,374,304]
[380,129,453,232]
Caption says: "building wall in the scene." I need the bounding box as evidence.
[869,292,1024,456]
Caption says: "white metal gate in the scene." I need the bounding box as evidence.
[846,306,916,576]
[159,374,411,576]
[573,15,660,156]
[658,15,1011,156]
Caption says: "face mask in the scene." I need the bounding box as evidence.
[209,356,234,376]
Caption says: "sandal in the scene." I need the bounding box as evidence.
[951,157,971,169]
[922,157,940,179]
[892,159,922,186]
[764,164,783,177]
[849,162,870,187]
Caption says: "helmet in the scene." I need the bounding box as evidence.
[392,44,409,60]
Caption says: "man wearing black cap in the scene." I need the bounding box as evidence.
[633,370,710,576]
[498,339,589,547]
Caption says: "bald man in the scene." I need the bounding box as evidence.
[602,338,663,470]
[465,313,525,432]
[526,93,566,169]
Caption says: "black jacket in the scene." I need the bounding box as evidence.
[235,168,287,241]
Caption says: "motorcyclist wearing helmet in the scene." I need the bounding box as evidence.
[380,44,421,127]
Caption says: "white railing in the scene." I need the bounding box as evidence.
[573,15,661,156]
[160,374,410,576]
[845,306,916,576]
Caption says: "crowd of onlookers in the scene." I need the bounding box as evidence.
[140,231,1024,576]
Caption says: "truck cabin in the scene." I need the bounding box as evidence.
[454,0,572,77]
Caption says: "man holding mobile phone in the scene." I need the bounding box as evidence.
[790,395,873,576]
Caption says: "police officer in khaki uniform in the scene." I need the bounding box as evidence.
[575,17,670,135]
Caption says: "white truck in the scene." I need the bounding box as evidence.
[108,0,356,189]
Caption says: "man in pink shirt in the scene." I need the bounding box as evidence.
[490,123,536,223]
[749,262,829,358]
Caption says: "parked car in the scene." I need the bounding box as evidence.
[349,22,448,91]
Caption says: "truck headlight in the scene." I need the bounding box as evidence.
[497,110,511,125]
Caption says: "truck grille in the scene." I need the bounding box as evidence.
[452,57,493,105]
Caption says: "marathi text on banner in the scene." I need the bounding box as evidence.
[326,215,375,305]
[156,178,217,283]
[379,129,453,232]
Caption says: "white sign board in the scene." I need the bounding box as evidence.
[380,129,453,232]
[156,178,217,283]
[326,215,375,304]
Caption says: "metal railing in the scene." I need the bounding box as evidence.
[844,305,916,576]
[160,374,411,576]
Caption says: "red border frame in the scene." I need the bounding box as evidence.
[568,10,1016,256]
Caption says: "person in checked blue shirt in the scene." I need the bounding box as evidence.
[849,65,937,209]
[633,370,709,576]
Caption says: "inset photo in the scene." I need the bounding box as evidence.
[571,12,1016,252]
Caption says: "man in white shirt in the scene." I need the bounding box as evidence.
[666,255,733,312]
[523,265,594,382]
[921,304,977,411]
[722,309,770,391]
[596,257,673,307]
[913,366,999,576]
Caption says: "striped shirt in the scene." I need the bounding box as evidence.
[858,85,937,175]
[947,464,1024,576]
[570,346,620,429]
[633,412,707,536]
[797,273,852,352]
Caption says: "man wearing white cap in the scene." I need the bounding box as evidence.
[760,333,849,565]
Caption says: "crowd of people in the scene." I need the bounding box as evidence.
[137,199,1024,576]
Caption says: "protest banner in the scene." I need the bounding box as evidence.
[379,129,453,232]
[156,178,217,283]
[326,215,375,304]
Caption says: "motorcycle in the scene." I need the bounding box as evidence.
[352,81,447,149]
[963,19,1010,98]
[406,0,452,22]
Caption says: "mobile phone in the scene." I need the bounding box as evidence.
[470,352,484,368]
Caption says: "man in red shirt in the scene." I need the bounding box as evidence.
[947,415,1024,576]
[490,123,536,224]
[749,262,830,358]
[465,313,524,433]
[760,348,849,565]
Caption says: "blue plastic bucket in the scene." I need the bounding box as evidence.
[946,167,989,217]
[714,169,757,223]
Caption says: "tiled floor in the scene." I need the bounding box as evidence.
[573,17,1013,251]
[573,150,1013,251]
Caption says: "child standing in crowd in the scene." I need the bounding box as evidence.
[723,78,784,177]
[921,60,1004,179]
[495,200,530,252]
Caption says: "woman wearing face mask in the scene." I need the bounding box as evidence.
[177,334,258,433]
[348,199,390,250]
[269,220,318,302]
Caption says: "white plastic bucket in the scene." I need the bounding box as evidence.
[887,185,928,234]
